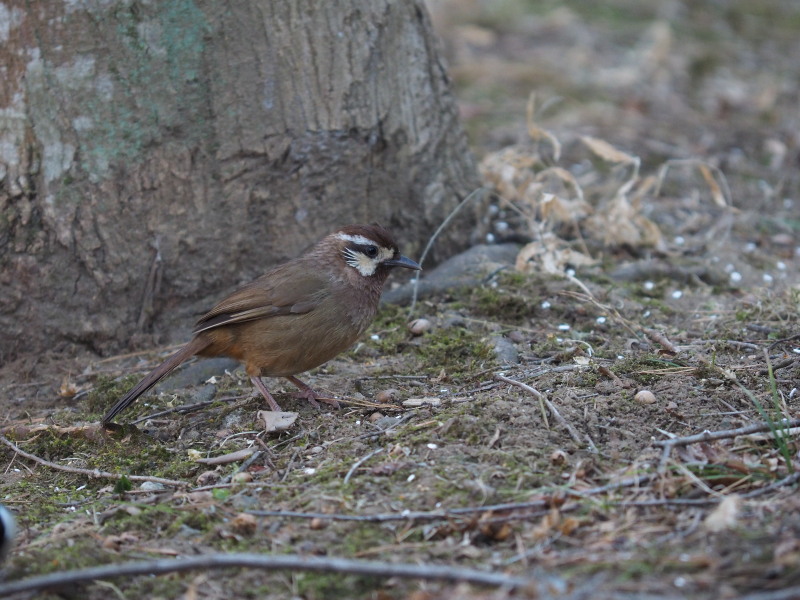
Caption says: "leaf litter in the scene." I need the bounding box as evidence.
[3,2,800,599]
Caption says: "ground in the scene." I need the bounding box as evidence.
[2,1,800,599]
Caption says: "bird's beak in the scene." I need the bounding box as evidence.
[384,255,422,270]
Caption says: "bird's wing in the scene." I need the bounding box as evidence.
[193,263,330,334]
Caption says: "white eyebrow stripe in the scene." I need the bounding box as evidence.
[335,233,378,246]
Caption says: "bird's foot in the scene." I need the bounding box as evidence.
[286,376,341,409]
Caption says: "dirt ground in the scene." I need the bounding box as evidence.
[2,2,800,599]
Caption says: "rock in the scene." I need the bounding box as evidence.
[154,357,240,393]
[491,336,519,365]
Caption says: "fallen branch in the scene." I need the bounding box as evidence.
[0,553,532,596]
[494,374,584,446]
[0,434,186,488]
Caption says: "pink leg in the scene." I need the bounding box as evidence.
[286,376,340,409]
[250,376,282,411]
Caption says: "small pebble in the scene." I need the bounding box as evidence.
[634,390,657,405]
[139,481,166,492]
[408,318,433,336]
[232,472,253,483]
[550,450,568,465]
[230,513,257,536]
[196,470,220,486]
[507,330,527,343]
[375,389,399,403]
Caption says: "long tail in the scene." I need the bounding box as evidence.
[102,337,210,424]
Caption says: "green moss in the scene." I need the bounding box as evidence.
[86,374,141,415]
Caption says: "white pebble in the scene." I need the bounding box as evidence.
[408,318,433,336]
[635,390,657,404]
[671,290,683,299]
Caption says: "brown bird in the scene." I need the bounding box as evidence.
[102,224,421,424]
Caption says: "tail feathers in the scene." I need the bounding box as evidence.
[102,337,210,424]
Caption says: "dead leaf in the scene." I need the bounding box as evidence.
[257,410,298,433]
[59,379,79,398]
[581,135,638,165]
[703,495,741,532]
[698,164,727,207]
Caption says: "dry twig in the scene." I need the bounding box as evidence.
[654,418,800,471]
[0,434,186,488]
[343,447,384,484]
[0,553,531,596]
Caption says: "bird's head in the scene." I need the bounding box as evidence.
[330,224,421,279]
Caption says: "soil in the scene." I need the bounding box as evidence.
[2,2,800,599]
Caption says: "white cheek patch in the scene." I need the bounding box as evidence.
[342,248,377,276]
[341,246,395,277]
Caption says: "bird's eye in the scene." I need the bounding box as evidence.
[364,245,379,258]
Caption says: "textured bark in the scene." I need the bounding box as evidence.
[0,0,479,360]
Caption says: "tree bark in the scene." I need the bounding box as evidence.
[0,0,479,360]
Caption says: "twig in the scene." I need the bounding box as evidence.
[616,498,720,507]
[250,500,549,523]
[654,418,800,472]
[689,339,761,351]
[740,471,800,498]
[131,394,248,424]
[643,328,678,354]
[249,475,656,524]
[0,553,532,596]
[343,447,383,484]
[654,418,800,447]
[409,186,487,314]
[738,585,800,600]
[565,474,655,497]
[0,434,186,488]
[494,374,583,446]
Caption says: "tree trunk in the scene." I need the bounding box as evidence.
[0,0,479,360]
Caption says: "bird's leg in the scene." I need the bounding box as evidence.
[285,376,341,409]
[250,376,282,411]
